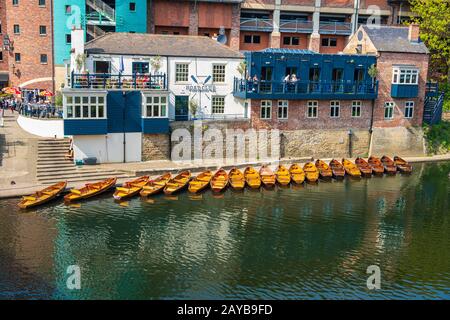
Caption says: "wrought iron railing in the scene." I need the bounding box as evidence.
[70,72,167,90]
[279,19,314,33]
[233,78,378,97]
[240,18,273,32]
[319,21,352,35]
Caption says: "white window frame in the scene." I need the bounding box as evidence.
[392,67,419,85]
[142,94,168,118]
[212,96,225,114]
[212,64,226,84]
[64,94,107,120]
[175,63,189,83]
[307,100,318,118]
[330,100,340,118]
[260,100,272,120]
[277,100,288,119]
[404,101,414,119]
[351,101,362,118]
[384,102,395,120]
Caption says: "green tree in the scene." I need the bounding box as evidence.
[410,0,450,83]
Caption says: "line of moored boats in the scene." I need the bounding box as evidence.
[18,155,412,209]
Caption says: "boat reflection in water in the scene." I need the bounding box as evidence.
[0,162,449,300]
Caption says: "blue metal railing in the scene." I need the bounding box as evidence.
[425,82,440,97]
[279,19,313,33]
[424,91,445,125]
[319,21,352,35]
[233,78,378,97]
[240,18,273,32]
[70,72,167,90]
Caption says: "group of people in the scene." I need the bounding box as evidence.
[244,73,299,92]
[0,98,22,114]
[0,96,60,119]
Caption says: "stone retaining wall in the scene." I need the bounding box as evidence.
[141,121,427,162]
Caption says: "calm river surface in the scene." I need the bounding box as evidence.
[0,162,449,300]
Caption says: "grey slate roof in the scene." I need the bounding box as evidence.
[85,33,244,59]
[362,25,429,54]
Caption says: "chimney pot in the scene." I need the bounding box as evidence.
[409,24,420,43]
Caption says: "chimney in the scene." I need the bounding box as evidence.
[408,24,420,43]
[70,27,85,73]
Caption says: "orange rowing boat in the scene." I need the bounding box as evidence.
[355,158,373,177]
[381,156,397,175]
[329,159,345,179]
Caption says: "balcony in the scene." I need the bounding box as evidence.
[319,21,352,35]
[240,18,273,32]
[69,72,167,91]
[391,84,418,98]
[279,19,314,33]
[233,78,378,100]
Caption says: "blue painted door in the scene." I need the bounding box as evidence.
[175,96,189,121]
[107,91,142,133]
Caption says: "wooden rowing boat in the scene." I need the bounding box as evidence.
[394,156,413,173]
[275,165,291,185]
[113,176,149,200]
[329,159,345,179]
[381,156,397,175]
[315,159,333,179]
[18,181,67,209]
[289,164,305,184]
[64,178,117,202]
[355,158,373,177]
[244,166,261,189]
[164,171,191,195]
[342,159,361,178]
[260,165,276,188]
[303,162,319,182]
[229,168,245,190]
[210,168,229,193]
[368,156,385,175]
[188,170,212,193]
[140,173,171,197]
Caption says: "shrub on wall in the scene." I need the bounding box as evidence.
[423,122,450,154]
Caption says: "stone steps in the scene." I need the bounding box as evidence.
[35,138,131,185]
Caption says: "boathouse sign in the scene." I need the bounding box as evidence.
[185,75,216,93]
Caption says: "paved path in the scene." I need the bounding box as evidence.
[0,111,39,193]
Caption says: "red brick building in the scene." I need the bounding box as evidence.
[147,0,414,53]
[0,0,54,91]
[344,24,429,128]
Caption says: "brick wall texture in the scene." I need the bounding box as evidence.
[2,0,53,90]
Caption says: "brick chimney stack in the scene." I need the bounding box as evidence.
[408,24,420,43]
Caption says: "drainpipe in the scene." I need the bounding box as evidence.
[123,91,126,163]
[51,0,56,97]
[368,98,375,156]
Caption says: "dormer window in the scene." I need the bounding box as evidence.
[392,67,419,85]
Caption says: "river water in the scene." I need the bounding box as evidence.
[0,161,449,300]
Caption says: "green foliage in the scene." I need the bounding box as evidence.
[410,0,450,82]
[75,53,86,73]
[368,64,378,79]
[150,56,162,73]
[423,122,450,154]
[55,91,63,107]
[439,83,450,112]
[237,60,247,77]
[189,99,199,117]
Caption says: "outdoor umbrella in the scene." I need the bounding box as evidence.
[39,89,54,97]
[2,87,21,95]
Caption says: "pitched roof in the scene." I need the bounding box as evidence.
[361,25,429,54]
[85,33,243,59]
